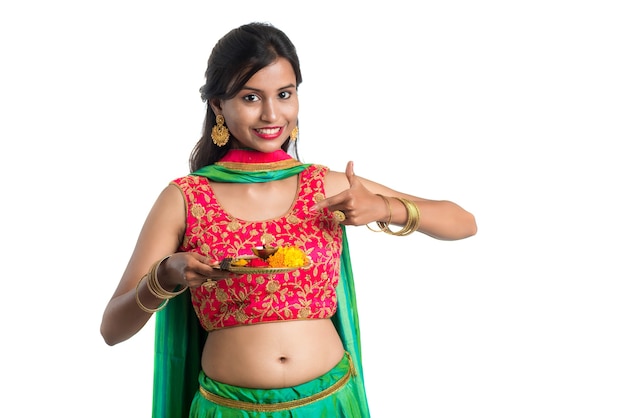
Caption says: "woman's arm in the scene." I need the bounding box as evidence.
[100,185,188,346]
[316,161,477,240]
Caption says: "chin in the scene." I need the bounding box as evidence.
[255,142,285,153]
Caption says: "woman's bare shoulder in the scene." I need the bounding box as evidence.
[322,169,351,197]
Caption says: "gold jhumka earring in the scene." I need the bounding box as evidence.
[290,126,299,142]
[211,114,230,146]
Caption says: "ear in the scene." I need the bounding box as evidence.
[209,98,222,115]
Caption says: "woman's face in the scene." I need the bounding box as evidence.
[211,57,299,152]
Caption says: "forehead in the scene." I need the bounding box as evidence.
[244,58,296,90]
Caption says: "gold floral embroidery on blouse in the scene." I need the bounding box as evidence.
[171,165,343,331]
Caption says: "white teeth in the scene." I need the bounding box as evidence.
[256,128,280,134]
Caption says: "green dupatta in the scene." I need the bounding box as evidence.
[152,156,370,417]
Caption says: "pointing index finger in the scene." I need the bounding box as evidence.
[312,195,336,212]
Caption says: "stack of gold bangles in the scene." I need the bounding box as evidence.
[367,194,421,236]
[135,255,188,313]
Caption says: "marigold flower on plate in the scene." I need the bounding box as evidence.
[267,246,307,268]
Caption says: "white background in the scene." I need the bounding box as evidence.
[1,1,625,417]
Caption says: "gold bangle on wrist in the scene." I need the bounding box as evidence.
[379,197,421,236]
[135,275,169,313]
[367,194,392,232]
[146,255,188,299]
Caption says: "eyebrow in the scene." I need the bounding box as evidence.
[241,83,297,92]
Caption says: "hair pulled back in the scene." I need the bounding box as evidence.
[189,22,303,171]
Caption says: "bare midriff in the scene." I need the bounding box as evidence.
[201,319,345,388]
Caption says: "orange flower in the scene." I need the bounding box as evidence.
[267,246,307,268]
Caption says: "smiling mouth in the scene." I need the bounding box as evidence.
[255,127,281,135]
[254,126,284,140]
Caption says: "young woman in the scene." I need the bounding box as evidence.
[100,22,477,417]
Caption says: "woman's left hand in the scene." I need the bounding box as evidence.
[312,161,386,226]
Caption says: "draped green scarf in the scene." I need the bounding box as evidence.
[152,153,370,417]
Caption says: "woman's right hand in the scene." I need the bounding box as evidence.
[160,252,231,289]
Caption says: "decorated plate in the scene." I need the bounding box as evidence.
[224,256,311,274]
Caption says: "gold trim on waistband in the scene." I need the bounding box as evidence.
[199,353,354,412]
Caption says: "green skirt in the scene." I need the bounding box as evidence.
[189,352,366,417]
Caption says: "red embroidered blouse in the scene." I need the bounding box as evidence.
[171,165,343,331]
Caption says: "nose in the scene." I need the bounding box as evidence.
[261,99,277,122]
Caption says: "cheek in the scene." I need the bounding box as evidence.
[287,102,299,120]
[223,107,253,128]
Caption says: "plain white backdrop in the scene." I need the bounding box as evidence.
[1,1,625,417]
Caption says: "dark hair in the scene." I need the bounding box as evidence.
[189,22,303,171]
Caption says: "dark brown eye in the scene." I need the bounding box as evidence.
[243,94,259,102]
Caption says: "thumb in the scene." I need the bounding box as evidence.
[345,161,356,187]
